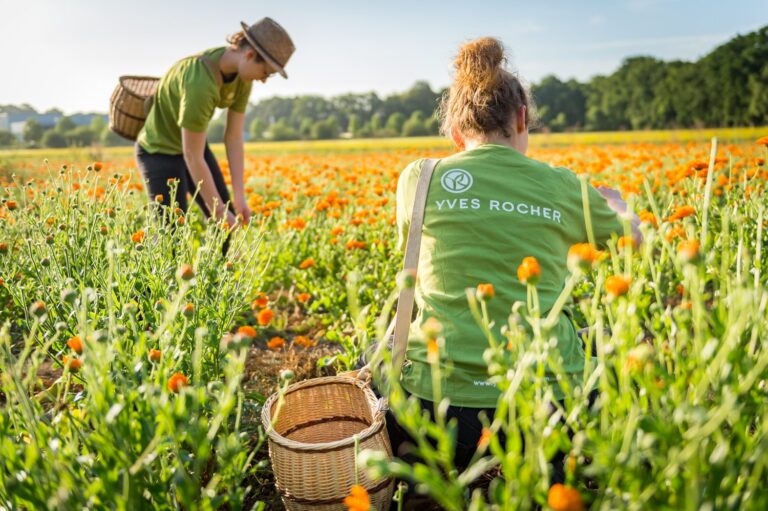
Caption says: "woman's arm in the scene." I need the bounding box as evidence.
[182,128,237,226]
[224,110,251,223]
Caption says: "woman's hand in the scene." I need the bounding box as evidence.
[233,195,252,225]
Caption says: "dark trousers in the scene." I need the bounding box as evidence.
[134,143,233,253]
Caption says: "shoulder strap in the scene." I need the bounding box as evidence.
[198,55,223,88]
[391,158,440,374]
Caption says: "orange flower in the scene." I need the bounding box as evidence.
[756,135,768,146]
[0,242,8,254]
[617,236,637,251]
[93,162,103,171]
[345,240,367,250]
[476,283,495,300]
[6,200,17,211]
[517,256,541,285]
[666,205,695,222]
[677,239,700,263]
[62,355,82,373]
[426,338,439,364]
[547,483,585,511]
[182,303,195,317]
[639,210,658,228]
[299,257,315,269]
[477,427,492,448]
[168,372,189,393]
[257,308,274,326]
[131,230,145,243]
[605,275,631,298]
[237,325,258,339]
[66,335,83,354]
[251,292,268,310]
[666,225,686,242]
[148,349,162,362]
[297,292,311,303]
[177,263,194,281]
[568,243,601,272]
[267,336,285,350]
[294,335,316,347]
[343,484,370,511]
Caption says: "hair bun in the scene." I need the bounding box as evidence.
[454,37,505,87]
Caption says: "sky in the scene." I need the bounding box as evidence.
[0,0,766,114]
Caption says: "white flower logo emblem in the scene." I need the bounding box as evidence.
[440,169,473,193]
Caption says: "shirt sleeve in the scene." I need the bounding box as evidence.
[178,66,218,132]
[230,81,253,113]
[586,184,624,248]
[395,159,423,252]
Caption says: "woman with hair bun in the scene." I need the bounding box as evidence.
[135,18,295,230]
[387,37,640,502]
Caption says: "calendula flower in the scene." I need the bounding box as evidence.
[251,292,268,310]
[67,335,83,354]
[177,263,194,281]
[0,242,8,254]
[477,427,492,448]
[296,292,311,303]
[677,239,700,263]
[547,483,585,511]
[30,301,46,318]
[299,257,315,269]
[639,210,658,228]
[62,356,82,373]
[148,349,162,362]
[605,275,631,298]
[168,372,189,393]
[617,236,637,251]
[755,135,768,146]
[257,308,274,326]
[568,243,601,272]
[237,325,258,340]
[343,484,370,511]
[426,338,439,364]
[181,303,195,317]
[517,256,541,285]
[267,336,285,350]
[294,335,316,348]
[666,205,696,222]
[476,283,495,300]
[5,200,17,211]
[93,162,103,171]
[131,230,145,243]
[626,344,653,375]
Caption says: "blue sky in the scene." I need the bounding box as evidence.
[0,0,766,113]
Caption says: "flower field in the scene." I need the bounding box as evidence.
[1,130,768,510]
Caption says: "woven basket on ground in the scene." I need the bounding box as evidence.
[261,375,394,510]
[108,76,159,141]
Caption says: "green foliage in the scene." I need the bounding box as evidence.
[0,130,16,148]
[41,130,67,148]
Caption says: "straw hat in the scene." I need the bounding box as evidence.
[239,18,295,79]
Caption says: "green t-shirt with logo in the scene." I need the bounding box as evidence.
[396,144,623,407]
[137,47,252,155]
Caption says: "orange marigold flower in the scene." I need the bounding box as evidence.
[0,242,8,254]
[93,162,103,171]
[343,484,370,511]
[568,243,601,272]
[477,427,492,448]
[426,338,439,364]
[345,240,367,250]
[168,372,189,393]
[666,225,686,242]
[476,283,495,300]
[6,200,18,211]
[639,210,658,228]
[677,239,700,263]
[756,135,768,146]
[237,325,258,339]
[251,292,268,310]
[177,263,194,281]
[267,336,285,350]
[182,303,195,317]
[257,308,274,326]
[617,236,637,251]
[605,275,631,298]
[666,205,695,222]
[67,335,83,354]
[299,257,315,269]
[294,335,316,348]
[131,230,145,243]
[517,256,541,285]
[547,483,585,511]
[148,349,162,362]
[297,292,311,303]
[62,355,82,373]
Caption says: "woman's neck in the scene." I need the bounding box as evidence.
[464,134,523,153]
[219,48,240,76]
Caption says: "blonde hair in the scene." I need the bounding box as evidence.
[440,37,537,138]
[226,30,265,62]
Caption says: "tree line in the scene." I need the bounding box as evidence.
[1,25,766,148]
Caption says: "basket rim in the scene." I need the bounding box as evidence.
[261,375,386,452]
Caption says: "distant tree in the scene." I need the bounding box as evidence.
[100,126,133,146]
[370,113,385,135]
[55,116,76,133]
[347,114,360,135]
[402,111,429,137]
[67,126,95,146]
[249,118,266,140]
[311,115,340,140]
[42,130,67,148]
[207,118,226,143]
[23,119,45,146]
[385,112,406,137]
[425,115,440,135]
[90,116,107,133]
[266,119,299,141]
[0,130,16,148]
[299,118,314,139]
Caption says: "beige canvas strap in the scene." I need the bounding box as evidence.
[391,158,440,374]
[198,55,224,88]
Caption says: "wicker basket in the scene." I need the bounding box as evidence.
[108,76,160,141]
[261,376,394,510]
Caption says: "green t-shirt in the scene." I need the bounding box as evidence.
[396,144,623,407]
[137,47,252,155]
